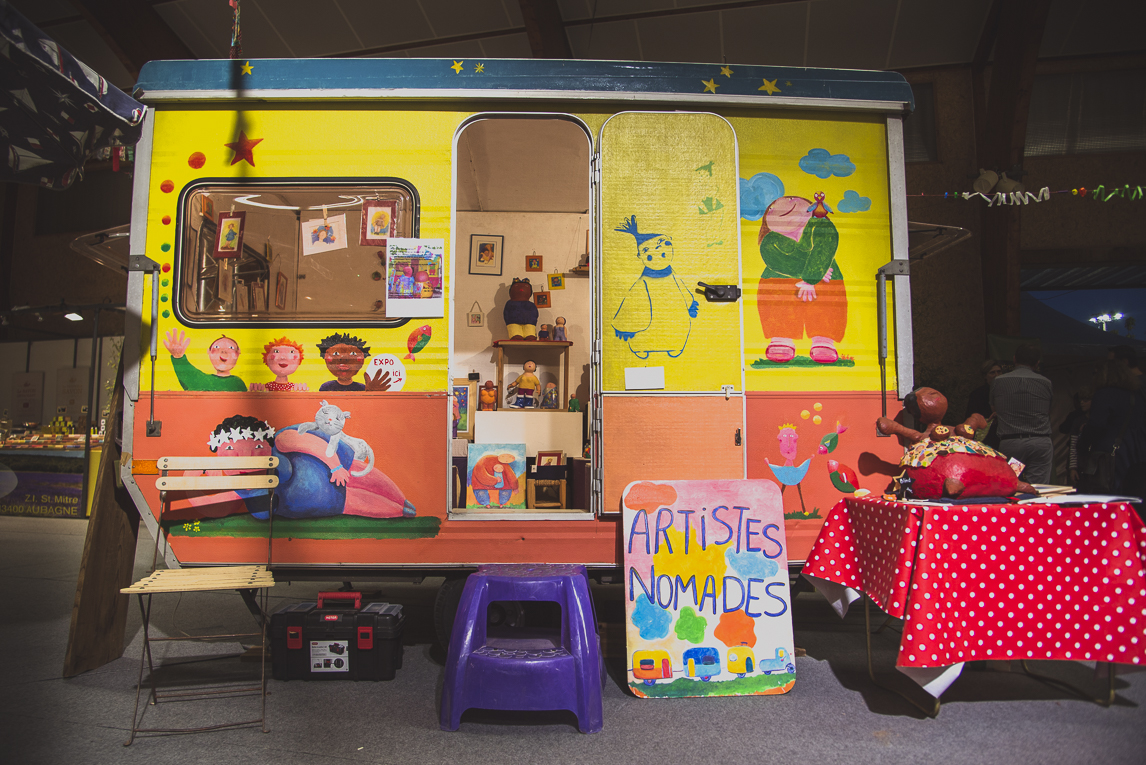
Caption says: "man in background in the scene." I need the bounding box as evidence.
[990,343,1054,485]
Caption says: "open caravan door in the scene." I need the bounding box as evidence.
[595,112,746,513]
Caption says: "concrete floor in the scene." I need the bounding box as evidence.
[2,514,1145,765]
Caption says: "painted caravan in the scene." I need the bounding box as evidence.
[121,58,914,573]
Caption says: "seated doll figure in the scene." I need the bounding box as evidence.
[163,329,247,391]
[250,337,309,391]
[508,360,540,408]
[504,277,539,340]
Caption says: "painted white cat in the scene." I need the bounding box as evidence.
[297,400,375,477]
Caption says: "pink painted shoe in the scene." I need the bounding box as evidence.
[809,336,839,364]
[765,337,796,362]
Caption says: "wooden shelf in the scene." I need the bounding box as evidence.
[493,340,572,411]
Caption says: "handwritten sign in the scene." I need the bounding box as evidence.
[622,479,795,698]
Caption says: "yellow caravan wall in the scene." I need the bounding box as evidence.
[141,109,460,393]
[730,113,895,393]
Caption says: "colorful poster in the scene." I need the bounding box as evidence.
[301,213,348,255]
[385,238,444,317]
[622,479,794,698]
[11,371,44,425]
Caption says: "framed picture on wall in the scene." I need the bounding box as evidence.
[526,254,543,272]
[547,273,565,290]
[453,378,477,440]
[360,199,397,246]
[213,211,245,259]
[536,450,564,466]
[275,272,289,310]
[469,235,503,276]
[533,291,552,309]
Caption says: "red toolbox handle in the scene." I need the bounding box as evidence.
[317,591,361,609]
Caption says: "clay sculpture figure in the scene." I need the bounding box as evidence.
[507,360,540,408]
[504,277,539,340]
[479,380,498,411]
[876,387,1037,499]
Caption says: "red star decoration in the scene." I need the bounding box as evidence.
[224,131,263,166]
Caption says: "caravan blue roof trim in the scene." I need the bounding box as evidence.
[136,58,914,111]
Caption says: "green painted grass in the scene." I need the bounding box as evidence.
[751,356,855,369]
[783,508,822,520]
[629,671,794,698]
[164,514,441,540]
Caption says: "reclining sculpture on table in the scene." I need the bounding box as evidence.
[876,387,1038,500]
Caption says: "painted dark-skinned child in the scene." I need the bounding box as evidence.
[316,333,391,392]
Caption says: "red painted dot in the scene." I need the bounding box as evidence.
[188,152,206,169]
[161,263,171,273]
[161,215,171,225]
[160,179,174,193]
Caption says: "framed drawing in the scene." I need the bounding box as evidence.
[536,450,564,466]
[453,378,477,440]
[467,311,484,327]
[213,211,245,259]
[547,272,565,290]
[469,235,503,276]
[526,254,543,272]
[466,443,527,509]
[360,199,397,246]
[275,272,288,310]
[533,291,552,309]
[302,213,348,255]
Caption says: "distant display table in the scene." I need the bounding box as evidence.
[804,496,1146,711]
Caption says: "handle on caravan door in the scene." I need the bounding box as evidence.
[876,259,910,435]
[696,282,742,302]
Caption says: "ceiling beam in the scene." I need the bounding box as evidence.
[976,0,1053,338]
[69,0,194,79]
[519,0,571,59]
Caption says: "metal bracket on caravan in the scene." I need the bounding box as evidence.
[876,259,911,434]
[697,282,742,302]
[128,255,162,437]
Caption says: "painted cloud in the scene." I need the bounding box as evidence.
[799,148,855,178]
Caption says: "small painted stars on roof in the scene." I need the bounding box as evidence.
[720,66,733,78]
[702,78,719,93]
[451,60,464,74]
[225,130,262,167]
[758,78,781,95]
[241,61,253,75]
[474,63,485,73]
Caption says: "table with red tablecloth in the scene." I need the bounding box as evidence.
[803,497,1146,697]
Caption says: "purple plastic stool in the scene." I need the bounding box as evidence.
[439,564,604,733]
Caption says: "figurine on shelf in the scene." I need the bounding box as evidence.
[540,382,559,409]
[504,277,539,340]
[538,323,551,341]
[568,395,580,413]
[507,360,540,408]
[552,316,567,342]
[876,387,1038,500]
[479,380,498,411]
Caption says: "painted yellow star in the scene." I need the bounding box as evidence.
[451,60,464,74]
[475,63,485,73]
[720,66,733,77]
[758,78,781,95]
[241,61,253,75]
[702,78,719,94]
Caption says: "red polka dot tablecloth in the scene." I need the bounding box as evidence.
[804,498,1146,673]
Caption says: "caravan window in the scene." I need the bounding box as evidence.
[174,181,419,326]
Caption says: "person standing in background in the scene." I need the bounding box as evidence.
[1058,386,1092,487]
[990,344,1054,485]
[965,359,1003,448]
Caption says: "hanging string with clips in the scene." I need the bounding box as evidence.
[907,184,1146,207]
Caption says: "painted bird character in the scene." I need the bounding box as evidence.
[807,191,833,218]
[826,459,862,494]
[612,216,698,359]
[764,423,813,513]
[405,324,432,361]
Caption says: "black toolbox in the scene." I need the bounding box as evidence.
[270,592,404,681]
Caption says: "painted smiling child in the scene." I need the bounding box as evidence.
[250,337,309,392]
[316,333,391,392]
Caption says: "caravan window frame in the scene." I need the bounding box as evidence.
[171,177,420,329]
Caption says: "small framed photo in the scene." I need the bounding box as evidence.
[533,291,552,309]
[469,235,503,276]
[467,311,484,327]
[453,378,477,441]
[546,272,565,290]
[302,213,348,255]
[251,280,267,311]
[275,271,289,310]
[526,254,543,272]
[200,195,215,221]
[360,199,397,246]
[536,450,564,467]
[213,211,245,259]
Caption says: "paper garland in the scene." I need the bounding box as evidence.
[907,184,1145,206]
